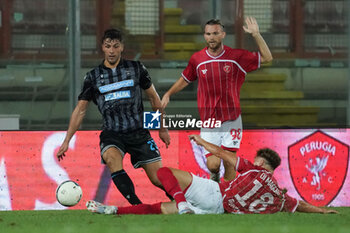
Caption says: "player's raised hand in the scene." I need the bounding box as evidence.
[159,128,170,148]
[243,16,260,36]
[56,141,69,161]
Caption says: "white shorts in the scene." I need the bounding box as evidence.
[200,115,243,156]
[184,174,224,214]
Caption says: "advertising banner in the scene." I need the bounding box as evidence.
[0,129,349,210]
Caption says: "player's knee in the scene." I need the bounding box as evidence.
[207,164,220,173]
[102,151,123,172]
[207,159,221,173]
[208,166,220,174]
[149,176,162,187]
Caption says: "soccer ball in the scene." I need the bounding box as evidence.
[56,180,82,207]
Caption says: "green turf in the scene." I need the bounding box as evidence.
[1,208,349,233]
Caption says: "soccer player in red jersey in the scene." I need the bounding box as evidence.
[86,135,338,215]
[161,17,273,182]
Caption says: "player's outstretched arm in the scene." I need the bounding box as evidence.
[189,135,238,167]
[243,16,273,64]
[56,100,89,161]
[296,201,339,214]
[145,84,170,148]
[161,77,189,109]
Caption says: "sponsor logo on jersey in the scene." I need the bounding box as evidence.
[98,79,134,93]
[288,130,349,206]
[104,90,131,101]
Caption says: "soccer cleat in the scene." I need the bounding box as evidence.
[210,172,221,183]
[86,200,106,214]
[86,200,117,215]
[177,202,195,215]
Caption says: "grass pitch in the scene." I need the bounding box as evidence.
[1,208,349,233]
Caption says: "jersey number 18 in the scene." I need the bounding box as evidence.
[234,179,274,213]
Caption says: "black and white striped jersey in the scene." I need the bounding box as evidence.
[78,59,152,133]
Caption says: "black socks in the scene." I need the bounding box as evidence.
[111,169,142,205]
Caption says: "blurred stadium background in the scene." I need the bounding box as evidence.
[0,0,349,130]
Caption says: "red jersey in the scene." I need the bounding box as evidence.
[220,157,299,214]
[182,46,260,122]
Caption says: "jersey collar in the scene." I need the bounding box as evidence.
[101,58,124,70]
[205,45,225,59]
[256,165,273,174]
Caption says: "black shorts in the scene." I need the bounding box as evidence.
[99,129,161,168]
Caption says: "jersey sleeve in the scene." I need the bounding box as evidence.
[181,55,197,83]
[78,73,94,101]
[283,194,299,213]
[139,62,152,90]
[237,50,260,73]
[236,156,256,173]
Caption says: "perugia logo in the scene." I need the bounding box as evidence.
[288,130,349,206]
[223,65,231,73]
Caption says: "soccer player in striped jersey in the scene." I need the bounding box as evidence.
[161,17,273,183]
[86,135,338,215]
[56,29,170,205]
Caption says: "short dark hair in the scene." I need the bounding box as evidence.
[256,148,281,170]
[102,29,123,43]
[205,19,225,30]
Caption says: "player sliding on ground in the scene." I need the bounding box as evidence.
[87,135,339,215]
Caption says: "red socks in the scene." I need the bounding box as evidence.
[157,167,186,205]
[118,202,162,215]
[117,167,187,215]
